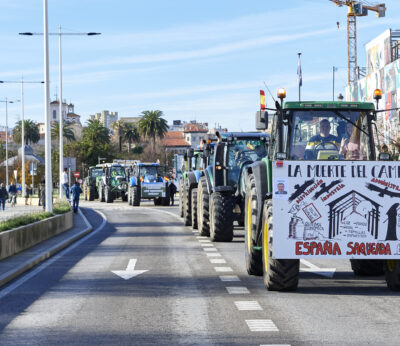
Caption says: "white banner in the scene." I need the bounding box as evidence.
[273,161,400,259]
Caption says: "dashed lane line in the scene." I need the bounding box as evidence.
[209,258,226,264]
[226,286,250,294]
[260,344,291,346]
[219,275,240,281]
[203,248,218,252]
[196,236,208,239]
[246,320,279,332]
[199,239,211,243]
[234,301,262,311]
[214,266,233,272]
[201,243,214,247]
[205,253,221,257]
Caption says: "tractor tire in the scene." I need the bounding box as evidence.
[122,193,128,202]
[99,185,105,202]
[209,192,234,242]
[128,188,133,205]
[84,186,88,201]
[197,177,210,236]
[132,186,141,206]
[384,260,400,291]
[154,198,162,206]
[191,188,198,229]
[183,185,192,226]
[162,186,171,206]
[105,186,113,203]
[350,259,384,276]
[88,187,95,201]
[244,174,263,276]
[262,199,299,291]
[179,180,184,217]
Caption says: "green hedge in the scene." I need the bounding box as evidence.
[0,199,71,233]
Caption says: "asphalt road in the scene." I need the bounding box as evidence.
[0,199,399,345]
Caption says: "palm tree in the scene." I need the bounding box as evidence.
[13,119,40,145]
[83,119,110,144]
[138,110,169,152]
[124,123,140,152]
[111,120,126,152]
[51,121,76,142]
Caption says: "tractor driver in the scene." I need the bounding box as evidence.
[304,119,340,159]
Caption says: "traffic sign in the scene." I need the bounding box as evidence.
[74,171,80,178]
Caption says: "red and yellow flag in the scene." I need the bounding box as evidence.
[260,90,265,110]
[140,176,144,182]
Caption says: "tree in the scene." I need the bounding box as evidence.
[124,123,140,152]
[51,121,76,142]
[138,110,169,152]
[12,119,40,145]
[111,120,126,152]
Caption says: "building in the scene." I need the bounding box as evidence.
[182,122,208,148]
[89,110,118,129]
[346,29,400,147]
[161,131,190,154]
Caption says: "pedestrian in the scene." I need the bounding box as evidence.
[169,181,177,206]
[70,181,83,213]
[0,183,8,211]
[62,168,70,201]
[25,184,31,205]
[40,180,46,210]
[8,180,17,207]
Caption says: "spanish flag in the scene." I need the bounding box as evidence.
[164,176,170,182]
[247,143,255,150]
[260,90,265,110]
[140,176,144,182]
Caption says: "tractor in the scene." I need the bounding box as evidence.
[98,163,128,203]
[195,132,269,241]
[128,162,171,206]
[83,165,103,201]
[244,87,400,291]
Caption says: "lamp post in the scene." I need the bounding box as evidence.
[0,79,44,196]
[0,98,19,187]
[19,29,101,199]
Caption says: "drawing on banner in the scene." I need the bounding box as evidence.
[302,203,322,223]
[288,179,315,203]
[312,179,343,200]
[366,183,400,198]
[385,203,400,241]
[274,179,288,200]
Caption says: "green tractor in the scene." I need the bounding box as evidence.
[98,163,128,203]
[195,132,269,241]
[244,88,400,291]
[83,165,103,201]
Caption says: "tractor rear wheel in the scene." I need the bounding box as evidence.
[350,259,384,276]
[99,185,105,202]
[384,260,400,291]
[132,186,141,206]
[154,198,162,206]
[183,185,192,226]
[262,199,299,291]
[197,177,210,236]
[209,192,234,242]
[179,180,184,217]
[105,186,113,203]
[191,188,198,229]
[128,188,132,205]
[244,174,262,276]
[88,187,95,201]
[162,186,171,206]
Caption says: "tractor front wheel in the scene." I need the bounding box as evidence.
[385,260,400,291]
[191,188,198,229]
[105,186,113,203]
[183,185,192,226]
[132,186,141,206]
[88,187,95,201]
[209,192,234,242]
[197,177,210,236]
[350,259,384,276]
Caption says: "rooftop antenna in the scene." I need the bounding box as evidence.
[263,81,277,103]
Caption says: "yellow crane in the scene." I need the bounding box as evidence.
[330,0,386,84]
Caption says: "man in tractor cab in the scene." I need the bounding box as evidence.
[304,119,341,160]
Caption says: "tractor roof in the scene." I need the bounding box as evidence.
[220,132,270,140]
[137,162,160,167]
[283,101,375,111]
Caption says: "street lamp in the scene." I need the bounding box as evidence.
[0,98,20,187]
[0,79,44,196]
[20,29,101,199]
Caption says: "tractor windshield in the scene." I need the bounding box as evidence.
[111,166,126,177]
[289,110,373,161]
[91,168,103,177]
[139,166,158,177]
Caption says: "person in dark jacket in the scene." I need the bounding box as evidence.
[0,183,8,211]
[70,181,83,213]
[169,181,177,206]
[8,181,17,206]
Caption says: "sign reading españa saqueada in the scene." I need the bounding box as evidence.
[273,161,400,259]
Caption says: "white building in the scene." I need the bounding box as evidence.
[89,110,118,129]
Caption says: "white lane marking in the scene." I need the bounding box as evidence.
[246,320,279,332]
[214,266,233,272]
[196,236,208,239]
[206,253,221,257]
[199,239,211,243]
[219,275,240,282]
[226,286,250,294]
[210,258,226,264]
[200,243,214,247]
[300,259,336,278]
[260,345,291,346]
[203,248,217,252]
[111,259,148,280]
[235,301,263,311]
[0,210,107,300]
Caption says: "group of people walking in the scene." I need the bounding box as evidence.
[0,181,30,211]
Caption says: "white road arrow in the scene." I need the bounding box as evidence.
[112,259,149,280]
[300,259,336,278]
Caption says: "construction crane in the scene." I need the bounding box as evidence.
[330,0,386,84]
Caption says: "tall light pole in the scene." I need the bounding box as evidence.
[20,29,101,199]
[0,98,19,186]
[0,79,44,196]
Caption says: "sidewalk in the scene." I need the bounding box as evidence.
[0,204,43,222]
[0,209,93,288]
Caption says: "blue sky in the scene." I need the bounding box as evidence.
[1,0,400,131]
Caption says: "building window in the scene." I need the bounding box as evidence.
[53,110,57,120]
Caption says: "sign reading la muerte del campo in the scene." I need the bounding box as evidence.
[273,161,400,259]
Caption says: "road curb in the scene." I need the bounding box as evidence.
[0,209,94,288]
